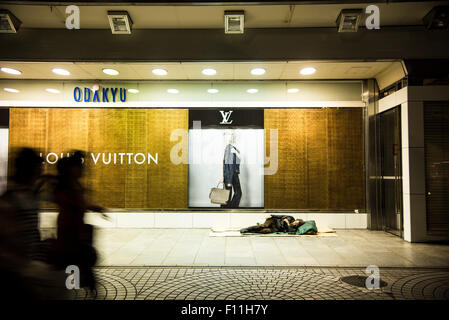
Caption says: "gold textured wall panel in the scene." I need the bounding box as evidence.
[265,109,307,208]
[8,108,48,180]
[125,109,149,208]
[327,109,365,209]
[146,109,188,208]
[265,108,365,210]
[9,108,188,209]
[87,109,128,208]
[306,109,329,208]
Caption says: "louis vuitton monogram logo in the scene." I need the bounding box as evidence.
[219,110,233,124]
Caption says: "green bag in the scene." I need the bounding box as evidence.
[296,220,318,235]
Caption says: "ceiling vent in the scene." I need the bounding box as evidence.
[224,10,244,34]
[423,6,449,30]
[107,11,133,34]
[0,9,21,33]
[336,9,363,33]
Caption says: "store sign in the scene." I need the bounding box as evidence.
[73,87,127,103]
[219,110,234,124]
[189,109,264,129]
[40,152,158,165]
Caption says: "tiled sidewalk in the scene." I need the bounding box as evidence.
[69,266,449,300]
[42,228,449,267]
[40,228,449,301]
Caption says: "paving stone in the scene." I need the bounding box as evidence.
[58,266,449,300]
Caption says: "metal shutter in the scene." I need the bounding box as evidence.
[424,101,449,233]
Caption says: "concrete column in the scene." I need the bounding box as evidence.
[401,101,427,242]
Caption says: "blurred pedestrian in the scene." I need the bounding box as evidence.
[1,148,44,260]
[53,150,105,291]
[0,147,66,300]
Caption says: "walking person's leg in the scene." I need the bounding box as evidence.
[230,173,242,208]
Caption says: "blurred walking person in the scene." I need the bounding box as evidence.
[0,147,66,300]
[53,150,105,292]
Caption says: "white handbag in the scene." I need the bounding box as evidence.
[209,182,230,205]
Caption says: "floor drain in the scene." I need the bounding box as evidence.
[340,275,387,288]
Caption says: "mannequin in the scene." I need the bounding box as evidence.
[221,132,242,208]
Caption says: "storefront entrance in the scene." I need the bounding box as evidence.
[379,106,403,237]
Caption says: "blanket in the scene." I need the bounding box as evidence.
[209,222,337,237]
[209,231,337,237]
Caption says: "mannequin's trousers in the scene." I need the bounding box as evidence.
[221,172,242,208]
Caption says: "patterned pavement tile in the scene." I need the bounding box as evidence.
[65,266,449,300]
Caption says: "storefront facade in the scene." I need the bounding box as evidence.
[1,1,449,243]
[0,78,370,229]
[1,68,449,242]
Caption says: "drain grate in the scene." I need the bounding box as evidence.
[340,275,387,288]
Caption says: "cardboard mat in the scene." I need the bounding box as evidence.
[209,228,338,237]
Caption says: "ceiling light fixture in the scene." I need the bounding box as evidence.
[167,89,179,94]
[107,11,133,34]
[224,10,245,34]
[128,89,139,93]
[247,88,258,94]
[45,88,60,94]
[4,88,19,93]
[207,88,219,94]
[0,67,21,75]
[251,68,266,76]
[103,68,119,75]
[0,9,22,33]
[152,68,168,76]
[423,6,449,30]
[300,67,316,75]
[287,88,299,93]
[202,68,217,76]
[336,9,363,32]
[52,68,70,76]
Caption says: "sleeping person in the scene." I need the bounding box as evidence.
[240,215,306,234]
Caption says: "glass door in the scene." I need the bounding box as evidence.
[379,106,403,237]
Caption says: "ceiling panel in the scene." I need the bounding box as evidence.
[180,63,233,80]
[0,60,397,80]
[232,62,286,80]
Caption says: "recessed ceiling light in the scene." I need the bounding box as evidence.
[247,88,258,94]
[103,68,119,75]
[300,67,316,75]
[52,68,70,76]
[251,68,266,75]
[45,88,60,94]
[4,88,19,93]
[207,88,219,94]
[152,68,168,76]
[128,89,139,93]
[167,89,179,94]
[1,67,21,75]
[287,88,299,93]
[202,68,217,76]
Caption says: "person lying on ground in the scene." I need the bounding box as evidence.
[240,215,306,234]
